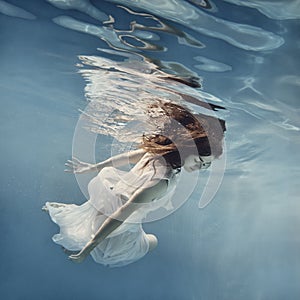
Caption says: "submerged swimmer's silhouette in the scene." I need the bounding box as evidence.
[44,100,226,267]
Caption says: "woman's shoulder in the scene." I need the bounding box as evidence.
[138,152,178,182]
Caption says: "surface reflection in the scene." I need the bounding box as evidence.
[77,50,225,143]
[107,0,284,50]
[47,0,109,21]
[47,0,284,51]
[0,0,36,19]
[224,0,300,20]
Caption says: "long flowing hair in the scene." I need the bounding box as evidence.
[140,101,226,169]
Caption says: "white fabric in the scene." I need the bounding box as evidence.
[45,153,178,267]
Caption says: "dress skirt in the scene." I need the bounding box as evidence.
[45,153,177,267]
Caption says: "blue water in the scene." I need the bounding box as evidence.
[1,0,300,299]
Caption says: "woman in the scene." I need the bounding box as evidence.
[44,102,226,267]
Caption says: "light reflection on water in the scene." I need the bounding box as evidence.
[1,0,300,299]
[47,0,285,51]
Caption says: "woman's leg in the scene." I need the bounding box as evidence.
[146,234,158,252]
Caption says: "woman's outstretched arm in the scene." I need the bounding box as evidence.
[69,179,168,263]
[65,149,146,174]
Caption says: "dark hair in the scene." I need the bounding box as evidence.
[140,101,226,169]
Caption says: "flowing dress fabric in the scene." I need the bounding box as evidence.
[45,153,178,267]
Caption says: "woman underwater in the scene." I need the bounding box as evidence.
[44,101,226,267]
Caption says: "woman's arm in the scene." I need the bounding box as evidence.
[69,179,168,263]
[65,149,146,174]
[94,148,145,171]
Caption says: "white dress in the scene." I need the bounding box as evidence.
[45,153,178,267]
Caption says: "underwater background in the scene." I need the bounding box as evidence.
[1,0,299,299]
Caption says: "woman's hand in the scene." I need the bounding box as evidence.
[69,251,88,263]
[64,157,97,174]
[69,245,94,263]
